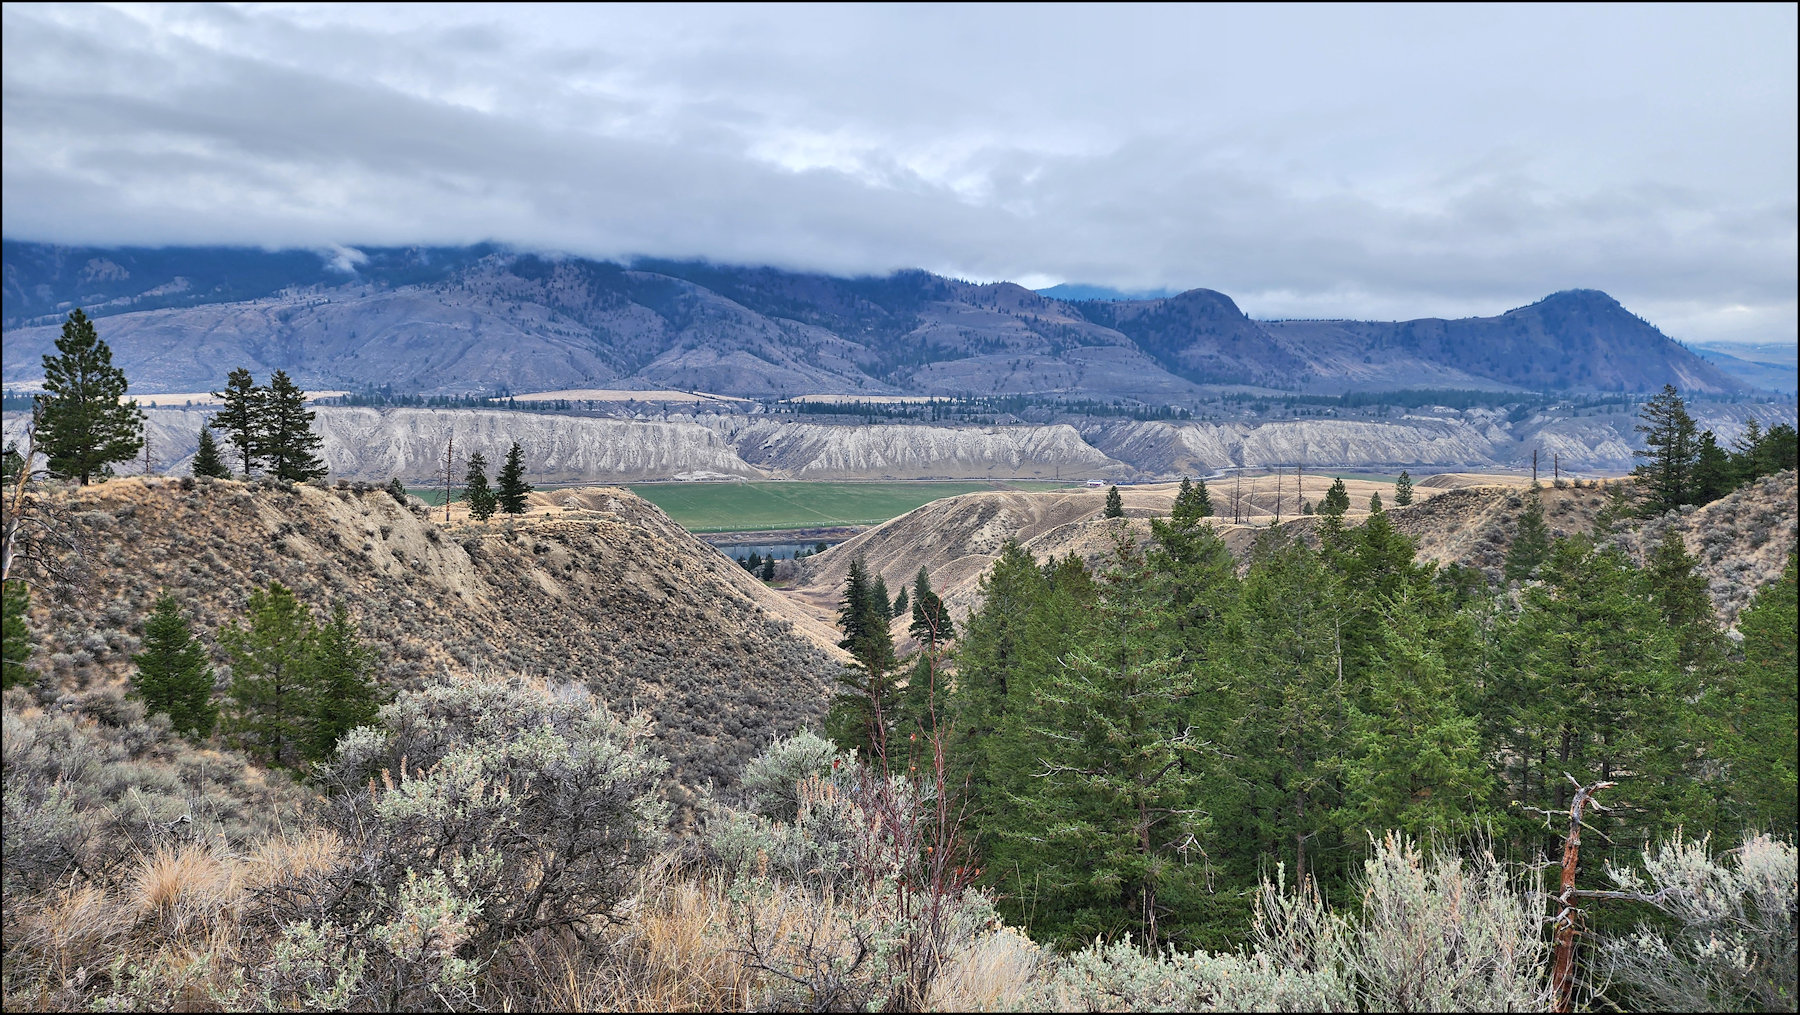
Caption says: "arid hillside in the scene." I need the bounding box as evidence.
[796,470,1797,631]
[793,474,1455,626]
[12,477,846,810]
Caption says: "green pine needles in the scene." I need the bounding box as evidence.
[2,581,31,690]
[464,452,497,521]
[205,368,327,480]
[131,595,219,739]
[497,442,532,514]
[36,309,145,484]
[191,427,232,479]
[221,582,384,769]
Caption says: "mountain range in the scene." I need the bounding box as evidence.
[1,241,1748,398]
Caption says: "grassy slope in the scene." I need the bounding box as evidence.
[625,480,1077,532]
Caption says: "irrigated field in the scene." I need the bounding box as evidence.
[626,480,1077,532]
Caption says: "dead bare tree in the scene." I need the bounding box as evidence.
[442,432,456,524]
[1535,774,1678,1013]
[1,407,85,597]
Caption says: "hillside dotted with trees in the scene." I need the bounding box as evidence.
[1,331,1795,1013]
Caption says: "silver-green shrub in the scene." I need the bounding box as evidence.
[1600,833,1798,1012]
[739,729,842,822]
[1027,834,1548,1013]
[318,676,669,957]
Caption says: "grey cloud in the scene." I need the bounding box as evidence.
[2,3,1794,344]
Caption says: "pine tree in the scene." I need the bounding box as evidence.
[1171,477,1213,522]
[497,442,532,514]
[1504,486,1552,582]
[1724,554,1797,833]
[908,567,954,646]
[1633,384,1698,514]
[36,309,144,484]
[1493,538,1694,865]
[463,452,497,521]
[1644,528,1722,671]
[891,585,909,618]
[1103,485,1124,518]
[210,368,264,476]
[386,477,408,504]
[1690,431,1733,505]
[306,602,382,762]
[761,556,776,582]
[2,580,30,690]
[1220,528,1346,888]
[191,427,231,479]
[1011,534,1207,947]
[131,595,218,739]
[1369,491,1383,513]
[1321,477,1351,517]
[825,557,898,755]
[1732,418,1765,483]
[221,582,316,769]
[1340,598,1489,840]
[1394,470,1414,506]
[261,370,328,482]
[2,441,24,484]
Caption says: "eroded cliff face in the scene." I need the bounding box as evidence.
[5,402,1794,484]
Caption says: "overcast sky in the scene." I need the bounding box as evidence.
[3,3,1795,344]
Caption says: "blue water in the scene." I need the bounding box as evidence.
[712,540,840,561]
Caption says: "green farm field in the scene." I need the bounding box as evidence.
[626,480,1077,532]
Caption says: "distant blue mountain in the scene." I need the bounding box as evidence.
[0,242,1750,397]
[1035,283,1179,302]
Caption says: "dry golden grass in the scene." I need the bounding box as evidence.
[926,924,1043,1011]
[130,844,237,937]
[236,828,345,895]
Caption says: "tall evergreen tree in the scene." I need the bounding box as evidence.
[36,309,144,484]
[2,580,30,690]
[1732,418,1765,482]
[221,582,316,769]
[463,452,497,521]
[190,427,231,479]
[131,595,218,739]
[1690,431,1734,504]
[1340,598,1490,840]
[871,575,892,628]
[825,557,898,755]
[1753,423,1799,477]
[761,556,776,582]
[891,585,909,619]
[1633,384,1698,514]
[1394,470,1414,506]
[1220,528,1346,886]
[950,544,1061,851]
[1723,555,1798,834]
[1492,538,1695,864]
[260,370,328,482]
[306,602,383,762]
[1504,486,1552,582]
[1368,491,1383,513]
[1644,528,1723,671]
[1171,476,1213,522]
[210,368,264,476]
[908,567,954,647]
[497,442,532,514]
[1011,534,1206,948]
[1103,485,1125,518]
[1320,477,1351,517]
